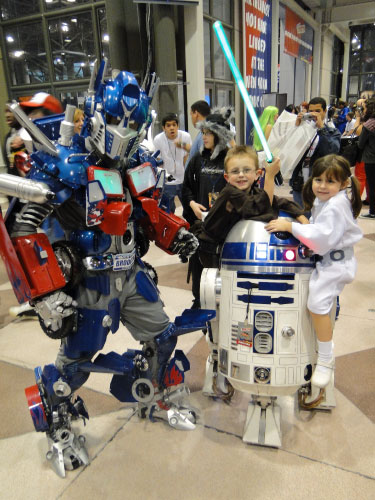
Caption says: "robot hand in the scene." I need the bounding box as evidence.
[33,291,78,339]
[170,227,199,263]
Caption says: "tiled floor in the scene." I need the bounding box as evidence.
[0,194,374,500]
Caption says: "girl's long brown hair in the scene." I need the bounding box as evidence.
[302,154,362,218]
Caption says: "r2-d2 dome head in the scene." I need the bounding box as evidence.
[84,59,150,161]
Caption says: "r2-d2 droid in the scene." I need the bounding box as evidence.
[200,217,335,447]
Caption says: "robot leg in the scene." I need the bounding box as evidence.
[139,324,197,430]
[25,363,90,478]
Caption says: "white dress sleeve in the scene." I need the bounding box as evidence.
[291,201,346,255]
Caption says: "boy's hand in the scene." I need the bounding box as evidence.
[265,156,280,178]
[190,200,207,220]
[265,218,292,233]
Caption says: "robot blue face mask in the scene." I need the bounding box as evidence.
[85,61,150,161]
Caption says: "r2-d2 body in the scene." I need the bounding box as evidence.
[201,218,335,447]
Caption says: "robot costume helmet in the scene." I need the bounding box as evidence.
[84,59,151,161]
[197,106,235,160]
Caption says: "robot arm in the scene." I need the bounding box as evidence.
[125,161,198,261]
[138,203,198,262]
[2,202,78,337]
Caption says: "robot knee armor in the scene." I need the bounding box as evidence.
[143,324,177,384]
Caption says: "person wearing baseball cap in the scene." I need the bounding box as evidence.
[20,92,63,119]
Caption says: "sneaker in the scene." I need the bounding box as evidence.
[359,212,375,219]
[9,302,38,320]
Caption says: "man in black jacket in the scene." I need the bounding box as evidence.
[290,97,341,208]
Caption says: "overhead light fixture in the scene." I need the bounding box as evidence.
[6,35,14,43]
[13,50,25,58]
[102,34,109,42]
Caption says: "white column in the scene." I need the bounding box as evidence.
[184,0,205,140]
[341,41,350,101]
[311,10,322,98]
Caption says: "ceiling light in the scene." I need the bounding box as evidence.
[6,35,14,43]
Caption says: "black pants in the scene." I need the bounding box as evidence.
[190,251,203,306]
[364,163,375,215]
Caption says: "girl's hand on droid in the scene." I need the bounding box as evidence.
[265,218,291,233]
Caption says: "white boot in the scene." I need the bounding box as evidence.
[311,358,335,388]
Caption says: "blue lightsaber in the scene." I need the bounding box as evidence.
[213,20,273,163]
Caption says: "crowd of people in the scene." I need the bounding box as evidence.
[1,88,372,395]
[281,96,374,219]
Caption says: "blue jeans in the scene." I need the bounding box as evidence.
[292,189,303,209]
[163,184,183,213]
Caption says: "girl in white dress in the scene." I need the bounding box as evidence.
[266,155,362,388]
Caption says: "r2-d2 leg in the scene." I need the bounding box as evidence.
[202,320,234,401]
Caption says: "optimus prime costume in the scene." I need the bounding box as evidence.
[0,60,214,477]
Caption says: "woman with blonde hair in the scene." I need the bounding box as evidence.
[73,108,84,135]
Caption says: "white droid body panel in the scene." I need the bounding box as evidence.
[202,219,316,398]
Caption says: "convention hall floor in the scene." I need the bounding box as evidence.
[0,190,374,500]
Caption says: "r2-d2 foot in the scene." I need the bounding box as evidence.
[25,366,90,478]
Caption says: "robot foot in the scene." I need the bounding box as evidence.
[166,407,197,430]
[46,428,89,478]
[138,385,198,430]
